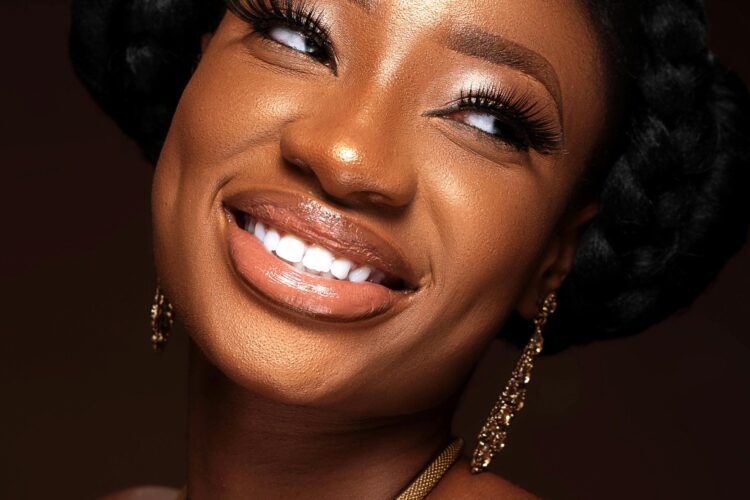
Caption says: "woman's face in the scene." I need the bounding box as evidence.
[153,0,607,415]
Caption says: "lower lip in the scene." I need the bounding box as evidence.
[227,222,404,322]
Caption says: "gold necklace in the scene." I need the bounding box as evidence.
[175,437,464,500]
[395,437,464,499]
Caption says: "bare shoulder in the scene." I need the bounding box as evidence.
[431,457,539,500]
[99,486,181,500]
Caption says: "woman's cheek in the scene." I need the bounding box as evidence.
[174,55,307,169]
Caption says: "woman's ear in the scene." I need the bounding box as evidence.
[516,200,599,319]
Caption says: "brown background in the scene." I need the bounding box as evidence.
[1,1,748,498]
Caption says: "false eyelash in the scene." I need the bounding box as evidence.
[225,0,337,72]
[455,85,564,154]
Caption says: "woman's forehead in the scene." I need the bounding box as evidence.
[314,0,602,74]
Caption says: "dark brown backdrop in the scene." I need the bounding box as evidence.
[2,1,748,498]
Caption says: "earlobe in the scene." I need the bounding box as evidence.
[516,201,599,319]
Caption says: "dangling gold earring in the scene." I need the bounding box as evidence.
[150,284,174,352]
[470,292,558,474]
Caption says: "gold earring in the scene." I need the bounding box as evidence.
[470,292,558,474]
[150,284,174,352]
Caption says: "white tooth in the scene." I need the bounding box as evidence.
[330,258,353,280]
[254,221,267,241]
[348,265,372,283]
[244,217,255,232]
[302,245,334,273]
[263,228,280,252]
[275,234,306,263]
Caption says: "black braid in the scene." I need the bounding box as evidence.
[540,0,750,351]
[69,0,750,352]
[69,0,224,163]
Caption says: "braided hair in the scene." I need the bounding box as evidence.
[542,0,750,351]
[70,0,750,352]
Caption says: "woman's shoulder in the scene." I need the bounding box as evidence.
[99,486,181,500]
[432,457,539,499]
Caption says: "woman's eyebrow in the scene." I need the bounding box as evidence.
[445,25,563,114]
[346,0,376,13]
[341,3,562,118]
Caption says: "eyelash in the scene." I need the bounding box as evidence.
[225,0,337,72]
[448,85,564,154]
[226,1,562,155]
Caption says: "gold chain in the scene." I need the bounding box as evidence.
[395,437,464,499]
[174,437,464,500]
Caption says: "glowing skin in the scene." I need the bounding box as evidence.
[150,0,610,497]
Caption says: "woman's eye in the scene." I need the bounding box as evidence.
[443,107,534,151]
[451,110,502,136]
[267,25,321,58]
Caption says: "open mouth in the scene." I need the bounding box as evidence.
[221,188,418,322]
[229,209,408,291]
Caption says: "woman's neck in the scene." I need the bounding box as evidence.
[186,342,456,499]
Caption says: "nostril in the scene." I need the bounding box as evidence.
[287,156,318,178]
[362,191,394,206]
[289,157,309,169]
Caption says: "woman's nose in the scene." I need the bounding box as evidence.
[279,104,418,210]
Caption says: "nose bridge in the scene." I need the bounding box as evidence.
[279,76,417,208]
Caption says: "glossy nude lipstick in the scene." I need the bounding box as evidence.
[223,189,418,322]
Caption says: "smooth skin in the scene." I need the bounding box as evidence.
[127,0,611,497]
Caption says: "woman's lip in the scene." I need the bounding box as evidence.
[227,222,408,321]
[222,188,420,289]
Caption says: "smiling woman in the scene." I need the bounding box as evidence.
[69,0,750,498]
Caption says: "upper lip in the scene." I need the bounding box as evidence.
[222,187,420,290]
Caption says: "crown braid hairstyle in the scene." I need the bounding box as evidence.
[538,0,750,351]
[70,0,750,352]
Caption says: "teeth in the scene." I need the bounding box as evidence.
[254,221,267,242]
[330,258,353,280]
[242,218,391,285]
[302,245,334,273]
[348,266,373,283]
[263,228,281,252]
[275,234,306,263]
